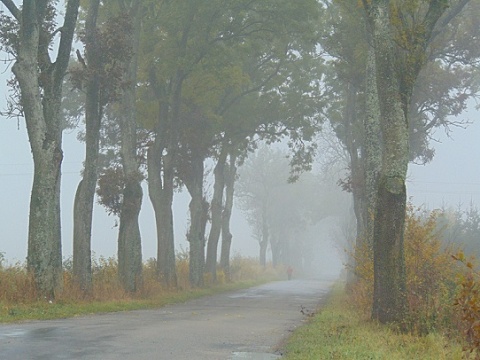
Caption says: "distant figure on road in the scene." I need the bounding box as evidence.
[287,266,293,280]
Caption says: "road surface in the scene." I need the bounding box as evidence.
[0,278,334,360]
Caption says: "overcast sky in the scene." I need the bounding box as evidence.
[407,104,480,210]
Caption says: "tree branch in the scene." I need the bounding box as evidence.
[0,0,20,21]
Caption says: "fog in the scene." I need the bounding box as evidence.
[0,117,348,281]
[1,103,479,279]
[0,1,479,284]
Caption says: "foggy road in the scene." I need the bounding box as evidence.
[0,278,334,360]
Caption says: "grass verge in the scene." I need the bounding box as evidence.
[282,283,463,360]
[0,279,266,323]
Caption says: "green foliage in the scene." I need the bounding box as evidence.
[70,12,134,104]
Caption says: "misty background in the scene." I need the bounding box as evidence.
[1,88,478,271]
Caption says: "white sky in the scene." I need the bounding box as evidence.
[407,105,480,210]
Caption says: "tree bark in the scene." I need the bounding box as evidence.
[220,153,237,280]
[369,1,408,324]
[147,140,177,287]
[186,154,207,287]
[5,0,80,299]
[117,3,143,293]
[72,0,101,296]
[363,42,382,249]
[205,147,228,281]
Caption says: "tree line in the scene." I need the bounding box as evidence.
[0,0,479,328]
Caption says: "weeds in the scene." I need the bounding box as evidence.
[0,253,280,323]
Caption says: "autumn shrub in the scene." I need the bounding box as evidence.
[175,247,191,290]
[347,235,374,318]
[0,249,272,309]
[453,253,480,358]
[0,262,37,303]
[404,206,462,334]
[350,204,461,334]
[138,257,164,298]
[229,255,263,281]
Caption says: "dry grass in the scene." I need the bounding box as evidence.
[0,254,281,323]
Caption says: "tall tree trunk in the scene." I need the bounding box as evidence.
[6,0,80,299]
[117,3,143,293]
[220,153,236,280]
[363,40,382,251]
[72,0,101,296]
[146,63,178,287]
[148,142,177,287]
[343,82,367,280]
[205,147,228,281]
[259,202,269,268]
[186,155,206,287]
[369,2,408,324]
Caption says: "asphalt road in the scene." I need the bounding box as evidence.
[0,278,334,360]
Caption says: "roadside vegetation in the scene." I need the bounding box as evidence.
[283,285,463,360]
[284,205,480,359]
[0,254,280,323]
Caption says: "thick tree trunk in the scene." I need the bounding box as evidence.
[186,155,207,287]
[7,0,80,299]
[27,151,63,300]
[220,153,236,280]
[72,0,101,295]
[117,3,143,293]
[370,2,408,324]
[205,148,228,281]
[372,176,407,323]
[118,178,143,292]
[363,40,382,250]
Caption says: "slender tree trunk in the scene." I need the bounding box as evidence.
[259,201,269,268]
[7,0,80,299]
[205,147,228,281]
[343,83,367,277]
[186,155,206,287]
[72,0,102,295]
[259,238,268,268]
[117,3,143,293]
[148,142,177,287]
[220,153,236,280]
